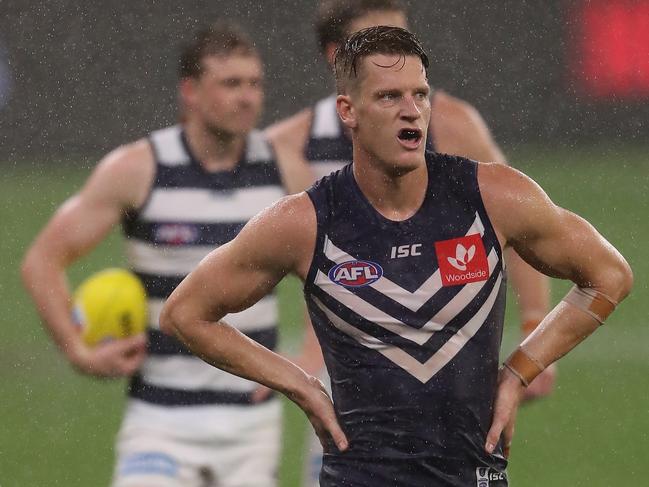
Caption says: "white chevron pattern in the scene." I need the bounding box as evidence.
[314,249,499,345]
[323,212,486,312]
[312,211,502,382]
[312,272,503,383]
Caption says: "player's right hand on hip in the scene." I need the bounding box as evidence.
[300,375,349,453]
[69,334,147,378]
[485,366,525,458]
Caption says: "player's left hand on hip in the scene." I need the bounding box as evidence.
[485,366,526,458]
[523,362,557,402]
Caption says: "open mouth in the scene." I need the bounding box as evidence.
[397,128,423,148]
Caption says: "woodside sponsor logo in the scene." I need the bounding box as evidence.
[445,269,488,283]
[435,234,489,287]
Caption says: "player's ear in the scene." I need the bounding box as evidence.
[325,42,339,69]
[337,95,357,129]
[179,77,198,112]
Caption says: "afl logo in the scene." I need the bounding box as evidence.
[328,260,383,288]
[154,223,199,245]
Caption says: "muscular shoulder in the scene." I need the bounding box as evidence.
[98,138,154,175]
[478,162,557,244]
[431,91,505,164]
[478,162,534,201]
[245,192,316,246]
[264,108,313,154]
[237,192,316,279]
[82,138,155,211]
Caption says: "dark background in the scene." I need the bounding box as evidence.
[0,0,647,162]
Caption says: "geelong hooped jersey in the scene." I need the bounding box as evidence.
[122,125,284,407]
[305,94,435,179]
[304,152,508,479]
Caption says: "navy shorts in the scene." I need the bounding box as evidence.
[320,454,508,487]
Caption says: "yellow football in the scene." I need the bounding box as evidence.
[72,268,147,345]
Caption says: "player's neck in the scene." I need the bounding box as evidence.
[353,154,428,222]
[184,120,246,172]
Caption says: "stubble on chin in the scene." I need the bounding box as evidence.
[385,161,420,178]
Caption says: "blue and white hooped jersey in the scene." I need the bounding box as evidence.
[122,125,284,407]
[304,152,508,470]
[305,94,435,179]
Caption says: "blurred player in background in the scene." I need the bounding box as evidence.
[160,26,633,487]
[22,22,315,487]
[264,1,556,484]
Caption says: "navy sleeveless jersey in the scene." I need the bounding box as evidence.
[305,94,435,179]
[122,125,284,407]
[304,152,508,486]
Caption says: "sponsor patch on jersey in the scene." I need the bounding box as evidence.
[435,234,489,287]
[328,260,383,288]
[476,466,507,486]
[154,223,199,245]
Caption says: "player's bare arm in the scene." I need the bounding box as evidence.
[265,108,315,194]
[160,193,348,451]
[478,163,633,455]
[264,109,326,382]
[21,141,154,377]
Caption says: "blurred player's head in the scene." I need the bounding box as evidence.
[316,0,408,67]
[335,26,430,175]
[179,22,263,137]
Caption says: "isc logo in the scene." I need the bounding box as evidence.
[328,260,383,288]
[475,466,506,486]
[390,243,422,259]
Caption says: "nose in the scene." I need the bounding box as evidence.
[399,95,421,122]
[238,85,262,108]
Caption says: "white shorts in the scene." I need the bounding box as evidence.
[111,398,281,487]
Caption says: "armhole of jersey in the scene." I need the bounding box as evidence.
[122,138,158,225]
[304,186,327,292]
[473,160,504,265]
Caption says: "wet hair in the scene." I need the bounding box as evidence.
[334,26,428,94]
[316,0,406,54]
[179,21,257,79]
